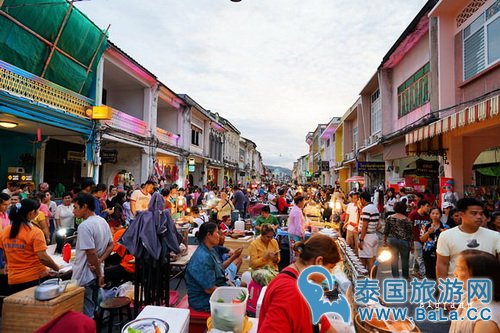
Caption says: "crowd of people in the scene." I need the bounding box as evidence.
[0,179,499,333]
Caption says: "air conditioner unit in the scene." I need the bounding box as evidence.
[8,167,25,173]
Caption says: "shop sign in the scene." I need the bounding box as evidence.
[415,159,439,176]
[357,161,385,173]
[101,150,118,164]
[7,173,32,182]
[321,161,329,172]
[188,165,195,172]
[67,150,84,162]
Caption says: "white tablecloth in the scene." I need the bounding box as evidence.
[137,306,190,333]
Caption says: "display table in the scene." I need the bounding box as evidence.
[1,285,84,333]
[224,235,255,273]
[172,245,197,267]
[47,243,72,267]
[137,306,190,333]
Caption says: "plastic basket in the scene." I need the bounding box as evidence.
[209,287,248,333]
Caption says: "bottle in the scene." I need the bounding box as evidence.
[235,278,241,287]
[234,218,245,231]
[63,243,71,263]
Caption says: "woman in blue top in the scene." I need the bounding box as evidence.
[186,222,227,311]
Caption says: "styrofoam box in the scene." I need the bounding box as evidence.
[255,286,267,318]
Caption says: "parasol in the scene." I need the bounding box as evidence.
[345,176,365,183]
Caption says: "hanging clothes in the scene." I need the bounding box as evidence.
[120,192,180,263]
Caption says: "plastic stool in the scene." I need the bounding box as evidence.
[98,296,132,333]
[176,295,210,333]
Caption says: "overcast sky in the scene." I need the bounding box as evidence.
[76,0,427,169]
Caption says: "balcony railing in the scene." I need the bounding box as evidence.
[0,60,92,118]
[156,127,179,146]
[103,108,147,136]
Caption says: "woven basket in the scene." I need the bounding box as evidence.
[354,314,421,333]
[1,285,84,333]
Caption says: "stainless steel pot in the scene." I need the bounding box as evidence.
[34,278,67,301]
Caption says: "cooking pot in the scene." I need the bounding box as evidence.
[34,278,67,301]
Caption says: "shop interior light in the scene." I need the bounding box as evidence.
[0,121,18,128]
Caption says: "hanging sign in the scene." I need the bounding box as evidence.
[357,161,385,173]
[101,150,118,164]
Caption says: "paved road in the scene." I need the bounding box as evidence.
[375,251,452,333]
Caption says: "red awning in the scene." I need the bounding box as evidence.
[405,94,499,145]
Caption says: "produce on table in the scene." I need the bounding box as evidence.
[127,328,142,333]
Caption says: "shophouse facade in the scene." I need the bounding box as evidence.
[0,3,106,192]
[379,0,441,194]
[406,0,500,197]
[320,117,341,186]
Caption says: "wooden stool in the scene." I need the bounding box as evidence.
[98,296,132,333]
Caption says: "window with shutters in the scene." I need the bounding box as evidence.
[371,89,381,134]
[397,63,430,118]
[463,0,500,80]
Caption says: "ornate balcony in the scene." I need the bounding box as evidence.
[0,60,92,119]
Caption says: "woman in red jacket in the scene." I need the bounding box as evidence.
[258,234,342,333]
[276,189,291,214]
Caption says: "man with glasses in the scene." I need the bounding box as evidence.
[436,198,500,280]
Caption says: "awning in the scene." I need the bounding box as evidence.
[406,94,499,145]
[0,0,108,96]
[384,139,407,161]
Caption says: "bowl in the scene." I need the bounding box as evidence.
[121,318,169,333]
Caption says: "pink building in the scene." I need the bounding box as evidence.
[379,1,441,193]
[406,0,500,198]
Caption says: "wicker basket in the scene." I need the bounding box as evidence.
[1,285,84,333]
[354,314,421,333]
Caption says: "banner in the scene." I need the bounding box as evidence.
[357,161,385,173]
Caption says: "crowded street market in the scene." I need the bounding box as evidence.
[0,0,499,332]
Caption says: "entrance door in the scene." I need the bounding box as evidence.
[44,139,83,193]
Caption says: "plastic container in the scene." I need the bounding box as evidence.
[210,287,248,333]
[234,219,245,231]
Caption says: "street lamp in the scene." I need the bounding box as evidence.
[370,249,392,279]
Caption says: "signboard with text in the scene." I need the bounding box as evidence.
[101,150,118,164]
[357,161,385,173]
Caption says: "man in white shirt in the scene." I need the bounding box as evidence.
[436,198,500,280]
[343,192,360,254]
[72,193,113,318]
[130,180,155,216]
[358,192,380,270]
